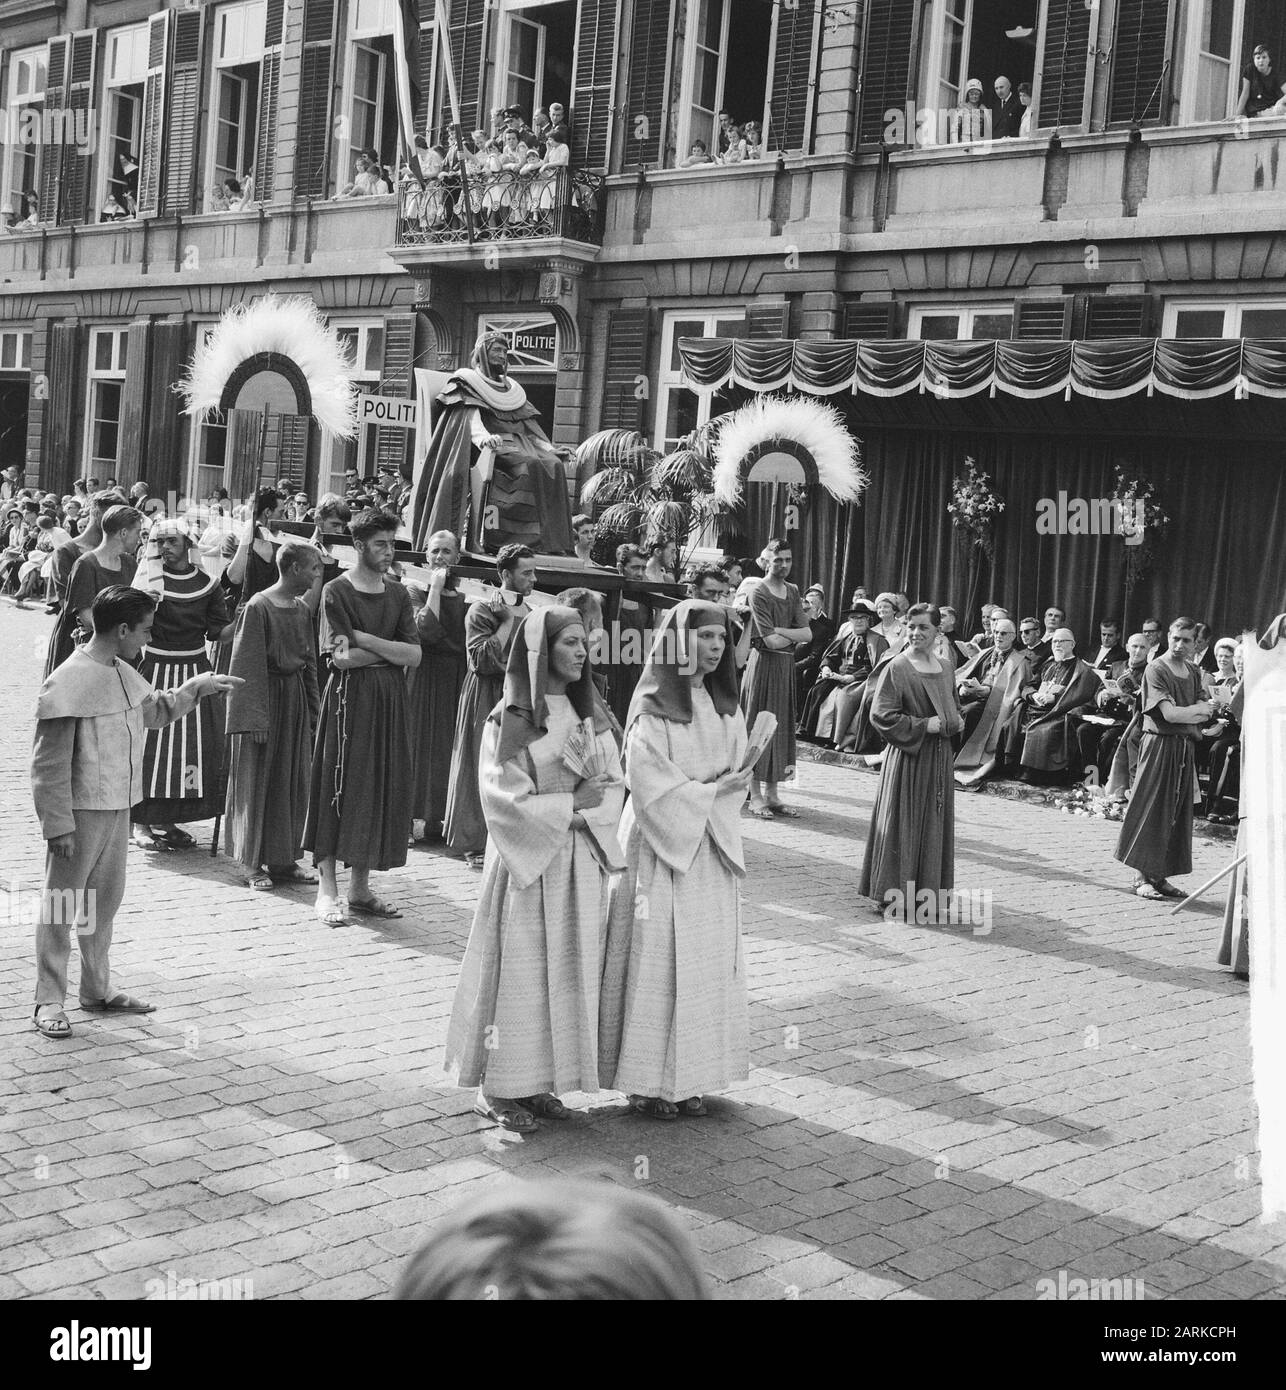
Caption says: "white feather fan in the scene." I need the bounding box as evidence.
[712,394,865,508]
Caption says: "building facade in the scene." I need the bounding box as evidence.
[2,0,1284,628]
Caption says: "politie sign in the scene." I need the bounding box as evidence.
[356,393,417,429]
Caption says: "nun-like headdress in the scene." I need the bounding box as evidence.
[627,600,740,729]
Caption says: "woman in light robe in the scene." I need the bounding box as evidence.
[445,606,624,1133]
[600,601,752,1119]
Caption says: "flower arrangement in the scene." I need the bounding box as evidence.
[1049,780,1124,822]
[948,457,1005,558]
[1110,465,1169,591]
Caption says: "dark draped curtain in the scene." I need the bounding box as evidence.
[739,424,1286,641]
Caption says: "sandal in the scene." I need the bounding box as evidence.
[474,1097,537,1132]
[247,872,275,891]
[675,1096,708,1117]
[315,896,348,926]
[464,852,486,871]
[1154,880,1185,899]
[80,993,155,1014]
[270,865,318,885]
[1134,881,1166,900]
[765,803,800,818]
[33,1005,72,1039]
[745,804,776,821]
[519,1093,570,1120]
[132,828,172,852]
[154,828,196,850]
[347,895,403,919]
[629,1094,679,1120]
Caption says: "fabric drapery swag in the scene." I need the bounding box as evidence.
[676,337,1286,402]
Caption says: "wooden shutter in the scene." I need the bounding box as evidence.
[43,322,80,495]
[1109,0,1174,126]
[57,32,98,225]
[1012,297,1073,339]
[599,308,651,431]
[418,12,437,139]
[267,414,309,489]
[1082,294,1153,338]
[295,0,336,199]
[374,313,416,475]
[858,0,916,145]
[570,0,619,171]
[747,303,791,339]
[447,0,489,134]
[137,12,170,217]
[145,322,190,497]
[624,0,676,168]
[225,408,265,500]
[842,301,901,339]
[766,0,819,154]
[37,37,70,224]
[114,322,151,490]
[163,9,203,215]
[1037,0,1093,129]
[255,0,285,204]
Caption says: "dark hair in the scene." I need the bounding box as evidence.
[224,177,242,195]
[616,543,645,568]
[315,496,352,526]
[1170,615,1198,634]
[646,537,673,558]
[687,566,726,591]
[496,542,535,575]
[906,602,941,627]
[350,508,400,544]
[91,489,128,513]
[101,504,144,536]
[571,513,593,530]
[762,537,791,555]
[91,584,156,634]
[1099,616,1121,629]
[253,487,280,520]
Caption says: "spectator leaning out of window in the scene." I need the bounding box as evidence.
[1236,44,1286,118]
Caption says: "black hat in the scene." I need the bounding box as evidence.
[845,599,878,620]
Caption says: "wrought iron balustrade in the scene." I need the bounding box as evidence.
[395,165,604,248]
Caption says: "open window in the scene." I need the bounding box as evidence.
[674,0,773,165]
[98,25,149,221]
[206,0,266,210]
[3,48,47,227]
[494,0,576,124]
[1167,1,1286,124]
[655,309,747,452]
[323,321,385,494]
[915,0,1038,138]
[332,0,403,197]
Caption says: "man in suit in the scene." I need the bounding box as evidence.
[1089,618,1128,673]
[992,76,1024,138]
[1018,616,1049,667]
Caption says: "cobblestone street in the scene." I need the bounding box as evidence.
[3,602,1284,1302]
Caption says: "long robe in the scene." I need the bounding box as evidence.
[1114,658,1204,880]
[859,653,963,911]
[409,585,467,834]
[303,575,416,870]
[443,597,529,855]
[605,596,650,726]
[599,691,750,1101]
[132,567,231,824]
[47,550,138,677]
[444,696,624,1094]
[43,537,92,676]
[1019,657,1102,772]
[954,644,1036,772]
[740,581,807,781]
[224,593,320,871]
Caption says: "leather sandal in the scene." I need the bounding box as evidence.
[33,1005,72,1039]
[518,1093,570,1120]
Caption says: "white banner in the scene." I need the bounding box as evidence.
[356,393,418,429]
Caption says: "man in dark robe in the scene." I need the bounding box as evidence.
[1016,629,1102,782]
[1114,616,1212,900]
[794,587,835,705]
[802,601,887,744]
[409,330,573,555]
[1077,632,1150,786]
[953,616,1036,786]
[1018,616,1050,668]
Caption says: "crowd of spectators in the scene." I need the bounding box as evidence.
[680,110,763,167]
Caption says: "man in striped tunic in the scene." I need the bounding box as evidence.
[130,520,234,851]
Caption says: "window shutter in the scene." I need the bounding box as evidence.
[256,0,285,204]
[599,308,651,431]
[137,12,171,217]
[746,303,791,339]
[446,0,489,135]
[766,0,819,154]
[295,0,336,199]
[1012,297,1073,339]
[624,0,677,168]
[858,0,916,145]
[163,10,203,215]
[1037,0,1093,129]
[37,37,70,224]
[43,322,81,496]
[55,32,98,225]
[144,322,190,496]
[374,313,416,475]
[1082,294,1152,338]
[267,414,309,490]
[841,301,901,339]
[116,322,152,490]
[1109,0,1174,126]
[570,0,619,171]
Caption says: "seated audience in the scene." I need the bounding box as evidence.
[801,599,887,747]
[795,586,835,701]
[1090,619,1127,672]
[1016,629,1102,784]
[953,615,1036,787]
[1076,631,1150,786]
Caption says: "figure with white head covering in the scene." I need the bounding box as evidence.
[129,518,233,851]
[444,606,624,1132]
[599,601,752,1118]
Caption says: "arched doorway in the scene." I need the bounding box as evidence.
[198,351,314,502]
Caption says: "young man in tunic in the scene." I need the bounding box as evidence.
[51,504,143,675]
[443,543,535,868]
[1114,616,1212,900]
[224,541,323,889]
[445,607,622,1132]
[859,604,964,921]
[31,586,241,1038]
[304,511,420,925]
[600,601,751,1118]
[408,530,468,844]
[44,489,127,675]
[740,538,811,818]
[130,520,234,851]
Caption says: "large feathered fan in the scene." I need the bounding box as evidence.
[713,395,865,508]
[176,294,357,439]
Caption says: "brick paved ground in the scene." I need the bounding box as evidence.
[2,601,1284,1301]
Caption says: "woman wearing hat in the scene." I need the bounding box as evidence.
[954,78,989,144]
[444,606,624,1133]
[798,598,888,745]
[599,601,752,1119]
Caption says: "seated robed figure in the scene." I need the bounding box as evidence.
[798,599,888,747]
